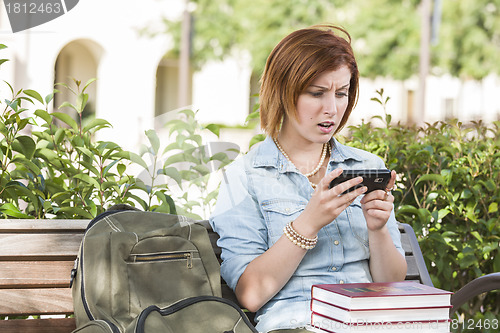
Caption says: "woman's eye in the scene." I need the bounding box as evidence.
[336,92,348,98]
[309,91,324,97]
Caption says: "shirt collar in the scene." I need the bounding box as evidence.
[329,137,364,163]
[253,136,363,172]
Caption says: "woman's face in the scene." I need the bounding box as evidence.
[281,65,351,145]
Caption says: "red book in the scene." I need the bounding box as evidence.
[311,281,452,311]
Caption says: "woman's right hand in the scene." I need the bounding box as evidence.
[293,168,367,238]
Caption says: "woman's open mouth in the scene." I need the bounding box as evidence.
[318,121,334,133]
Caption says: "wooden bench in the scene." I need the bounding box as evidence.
[1,218,499,332]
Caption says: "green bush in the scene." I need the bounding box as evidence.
[0,45,226,219]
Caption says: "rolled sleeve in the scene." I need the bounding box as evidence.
[209,160,268,291]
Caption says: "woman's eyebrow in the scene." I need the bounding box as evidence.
[310,84,328,89]
[310,83,350,90]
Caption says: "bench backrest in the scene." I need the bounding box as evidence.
[0,219,430,332]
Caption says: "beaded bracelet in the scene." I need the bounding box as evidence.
[283,221,318,250]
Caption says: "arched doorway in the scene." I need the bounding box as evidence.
[54,39,103,125]
[154,56,193,129]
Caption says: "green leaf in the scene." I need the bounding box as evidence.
[164,151,198,166]
[470,231,483,243]
[83,78,97,92]
[58,101,78,113]
[11,156,41,175]
[23,89,44,104]
[117,163,126,176]
[76,147,94,159]
[437,208,450,221]
[178,109,196,119]
[249,134,266,149]
[161,167,183,187]
[153,192,176,214]
[37,148,59,161]
[54,128,66,145]
[103,159,120,177]
[78,160,100,177]
[193,164,210,176]
[205,124,220,137]
[76,93,89,113]
[0,203,32,218]
[83,118,112,132]
[45,90,59,104]
[245,111,260,123]
[488,202,498,213]
[73,174,100,188]
[34,109,52,124]
[209,151,230,162]
[458,247,478,269]
[167,119,193,136]
[55,82,77,95]
[416,174,446,187]
[11,135,36,160]
[396,205,420,216]
[126,152,149,169]
[145,129,160,155]
[57,207,93,219]
[52,112,78,131]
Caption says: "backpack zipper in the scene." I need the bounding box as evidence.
[132,252,193,269]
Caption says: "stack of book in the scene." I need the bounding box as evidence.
[310,281,452,333]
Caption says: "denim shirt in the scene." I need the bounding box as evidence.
[209,136,404,333]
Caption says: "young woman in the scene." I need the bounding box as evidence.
[209,24,407,333]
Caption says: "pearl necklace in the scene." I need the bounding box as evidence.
[273,138,330,188]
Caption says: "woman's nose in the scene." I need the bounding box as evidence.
[323,93,336,116]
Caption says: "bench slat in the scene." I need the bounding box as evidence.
[400,233,412,255]
[0,289,73,316]
[0,317,76,333]
[0,261,74,289]
[0,234,83,260]
[404,256,420,279]
[0,220,88,232]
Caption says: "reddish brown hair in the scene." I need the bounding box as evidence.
[259,24,359,138]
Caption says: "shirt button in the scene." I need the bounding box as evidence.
[339,280,345,284]
[334,240,339,245]
[285,208,290,213]
[331,267,337,271]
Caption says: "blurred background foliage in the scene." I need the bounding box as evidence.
[161,0,500,80]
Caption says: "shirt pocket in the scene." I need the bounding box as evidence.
[346,197,369,248]
[261,199,307,241]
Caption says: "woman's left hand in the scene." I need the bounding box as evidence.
[360,170,397,231]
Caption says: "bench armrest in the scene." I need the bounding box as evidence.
[450,272,500,315]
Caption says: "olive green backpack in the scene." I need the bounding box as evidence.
[70,206,257,333]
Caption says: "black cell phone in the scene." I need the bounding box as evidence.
[328,169,392,194]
